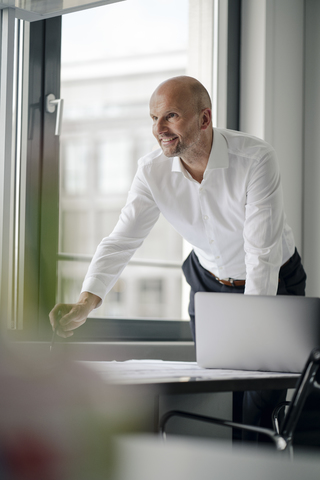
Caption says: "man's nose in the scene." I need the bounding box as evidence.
[154,118,168,135]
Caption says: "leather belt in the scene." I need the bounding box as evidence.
[209,272,245,287]
[209,256,292,288]
[281,257,291,268]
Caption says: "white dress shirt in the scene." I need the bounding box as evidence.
[82,128,295,300]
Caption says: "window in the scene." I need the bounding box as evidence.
[58,0,190,320]
[1,1,240,340]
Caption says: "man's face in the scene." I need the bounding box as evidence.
[149,87,202,159]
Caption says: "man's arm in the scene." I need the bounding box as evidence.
[49,291,101,338]
[49,160,161,337]
[79,165,161,301]
[243,149,286,295]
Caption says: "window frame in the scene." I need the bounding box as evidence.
[2,0,241,344]
[5,16,61,341]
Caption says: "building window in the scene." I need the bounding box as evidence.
[139,278,164,317]
[97,138,132,195]
[62,141,89,195]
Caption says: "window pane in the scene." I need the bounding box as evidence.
[97,138,132,195]
[62,141,89,195]
[59,0,189,319]
[61,211,90,254]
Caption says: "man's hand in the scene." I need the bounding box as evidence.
[49,292,101,338]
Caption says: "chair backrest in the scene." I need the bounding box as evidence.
[280,347,320,448]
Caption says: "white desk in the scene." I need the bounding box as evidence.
[82,359,300,395]
[82,360,300,437]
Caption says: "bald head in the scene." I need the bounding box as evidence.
[149,76,213,164]
[150,76,212,115]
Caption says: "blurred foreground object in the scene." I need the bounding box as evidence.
[114,434,320,480]
[0,346,115,480]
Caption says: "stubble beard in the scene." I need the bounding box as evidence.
[161,131,201,159]
[162,140,185,158]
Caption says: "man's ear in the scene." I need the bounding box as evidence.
[200,108,212,130]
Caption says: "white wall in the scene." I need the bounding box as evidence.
[303,0,320,296]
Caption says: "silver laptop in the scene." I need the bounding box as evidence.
[195,292,320,373]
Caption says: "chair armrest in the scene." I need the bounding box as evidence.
[272,401,291,434]
[159,410,288,451]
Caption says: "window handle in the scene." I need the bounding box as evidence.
[46,93,64,136]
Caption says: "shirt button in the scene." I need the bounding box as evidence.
[203,215,208,220]
[209,239,214,244]
[216,256,220,259]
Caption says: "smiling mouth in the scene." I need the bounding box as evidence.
[160,136,178,145]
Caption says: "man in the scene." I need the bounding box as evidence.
[50,76,306,439]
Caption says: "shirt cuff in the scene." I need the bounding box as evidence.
[81,277,107,308]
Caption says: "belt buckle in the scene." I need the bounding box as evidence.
[215,276,224,285]
[217,277,233,286]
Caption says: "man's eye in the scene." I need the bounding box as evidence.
[167,113,177,120]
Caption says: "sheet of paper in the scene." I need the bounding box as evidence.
[80,360,300,385]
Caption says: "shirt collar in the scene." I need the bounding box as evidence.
[171,129,229,173]
[172,156,183,173]
[207,129,229,169]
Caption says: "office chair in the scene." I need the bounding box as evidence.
[159,348,320,454]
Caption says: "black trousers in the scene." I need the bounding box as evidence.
[182,248,307,442]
